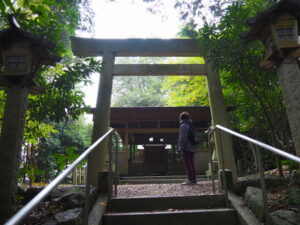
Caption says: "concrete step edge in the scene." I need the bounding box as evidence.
[105,208,235,216]
[118,178,209,184]
[120,175,207,180]
[112,193,224,201]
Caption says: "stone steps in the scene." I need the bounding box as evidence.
[110,194,226,212]
[103,194,239,225]
[104,208,238,225]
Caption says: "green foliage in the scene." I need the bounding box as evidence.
[0,0,94,55]
[163,76,208,106]
[113,76,165,107]
[53,147,80,170]
[19,121,56,184]
[24,120,57,145]
[141,0,277,24]
[195,0,290,146]
[0,0,14,14]
[113,57,166,107]
[29,57,101,122]
[19,164,45,186]
[161,0,294,173]
[162,57,208,106]
[36,116,92,181]
[114,56,209,107]
[282,160,299,172]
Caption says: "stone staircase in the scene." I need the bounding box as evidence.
[103,194,239,225]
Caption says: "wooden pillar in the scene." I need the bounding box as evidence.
[129,142,133,162]
[0,85,29,220]
[90,52,115,187]
[278,56,300,156]
[124,131,129,175]
[205,61,237,181]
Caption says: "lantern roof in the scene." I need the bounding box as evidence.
[0,15,60,66]
[240,0,300,42]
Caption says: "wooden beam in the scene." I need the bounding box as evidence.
[124,130,129,174]
[113,64,207,76]
[116,128,179,134]
[71,37,202,57]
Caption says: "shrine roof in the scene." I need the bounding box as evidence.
[93,106,212,145]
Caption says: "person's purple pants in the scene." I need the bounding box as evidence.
[182,151,196,181]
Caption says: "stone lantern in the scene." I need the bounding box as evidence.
[241,0,300,68]
[0,14,59,91]
[240,0,300,157]
[0,15,60,221]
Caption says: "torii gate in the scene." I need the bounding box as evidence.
[71,37,237,187]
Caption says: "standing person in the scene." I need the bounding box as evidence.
[178,112,197,185]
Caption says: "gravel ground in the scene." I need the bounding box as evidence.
[114,180,219,198]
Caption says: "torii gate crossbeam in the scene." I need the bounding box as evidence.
[113,64,207,76]
[71,37,202,57]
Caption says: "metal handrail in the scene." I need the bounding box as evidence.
[5,128,115,225]
[207,124,300,225]
[215,125,300,163]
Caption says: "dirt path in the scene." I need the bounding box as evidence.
[114,180,219,198]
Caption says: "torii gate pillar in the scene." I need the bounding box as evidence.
[90,52,115,187]
[206,61,237,181]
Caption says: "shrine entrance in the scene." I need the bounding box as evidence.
[143,145,167,176]
[108,106,211,176]
[71,37,237,186]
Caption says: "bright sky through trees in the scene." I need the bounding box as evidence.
[81,0,183,107]
[91,0,181,39]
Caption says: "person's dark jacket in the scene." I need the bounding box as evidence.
[178,119,197,153]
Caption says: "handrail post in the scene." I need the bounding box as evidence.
[207,129,216,193]
[72,167,76,185]
[84,156,91,225]
[114,135,119,197]
[252,144,271,225]
[217,129,229,207]
[108,133,113,211]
